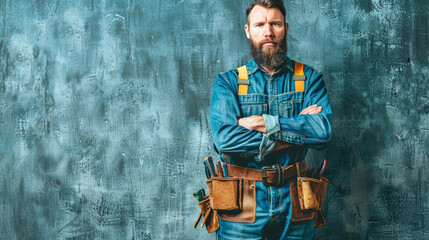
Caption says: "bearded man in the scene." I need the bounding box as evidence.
[209,0,332,239]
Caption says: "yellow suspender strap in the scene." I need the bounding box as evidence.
[294,62,305,92]
[237,65,249,95]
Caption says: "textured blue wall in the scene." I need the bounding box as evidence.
[1,0,428,239]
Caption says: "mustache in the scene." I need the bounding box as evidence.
[259,39,277,46]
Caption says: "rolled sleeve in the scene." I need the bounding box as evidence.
[262,114,280,139]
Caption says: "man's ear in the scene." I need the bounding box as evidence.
[245,24,250,39]
[284,22,289,37]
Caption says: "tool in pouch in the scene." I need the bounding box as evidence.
[290,159,329,228]
[205,157,257,224]
[193,156,219,233]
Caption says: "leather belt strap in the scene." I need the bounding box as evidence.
[226,160,308,185]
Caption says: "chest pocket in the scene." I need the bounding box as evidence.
[280,99,293,118]
[238,94,268,117]
[278,92,304,118]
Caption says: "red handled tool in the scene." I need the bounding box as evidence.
[318,159,327,178]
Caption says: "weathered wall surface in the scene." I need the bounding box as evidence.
[0,0,428,239]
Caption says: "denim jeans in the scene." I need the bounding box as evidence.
[216,181,314,240]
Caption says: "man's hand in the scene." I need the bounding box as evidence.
[237,115,267,133]
[299,104,322,115]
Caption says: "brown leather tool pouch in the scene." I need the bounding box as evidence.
[206,177,243,211]
[297,177,328,211]
[194,197,219,233]
[290,163,329,228]
[206,177,257,223]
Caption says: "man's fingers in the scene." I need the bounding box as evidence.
[310,107,322,114]
[300,105,316,115]
[307,107,322,114]
[299,105,322,115]
[299,105,313,115]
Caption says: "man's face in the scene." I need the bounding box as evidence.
[245,5,289,68]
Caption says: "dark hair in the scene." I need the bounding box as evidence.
[246,0,286,22]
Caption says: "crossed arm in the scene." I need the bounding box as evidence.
[211,71,331,158]
[238,104,323,152]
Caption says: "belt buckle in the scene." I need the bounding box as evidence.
[262,166,277,186]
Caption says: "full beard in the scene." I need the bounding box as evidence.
[250,37,288,69]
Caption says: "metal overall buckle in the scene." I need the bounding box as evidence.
[262,164,284,187]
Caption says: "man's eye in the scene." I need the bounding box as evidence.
[255,24,263,27]
[271,23,279,26]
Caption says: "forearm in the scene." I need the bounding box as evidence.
[264,113,332,149]
[212,123,277,157]
[213,124,261,153]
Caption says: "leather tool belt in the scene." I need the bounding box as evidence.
[226,160,309,187]
[196,158,328,229]
[218,160,328,228]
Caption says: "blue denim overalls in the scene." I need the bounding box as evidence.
[210,57,332,239]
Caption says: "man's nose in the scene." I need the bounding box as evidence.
[263,24,274,38]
